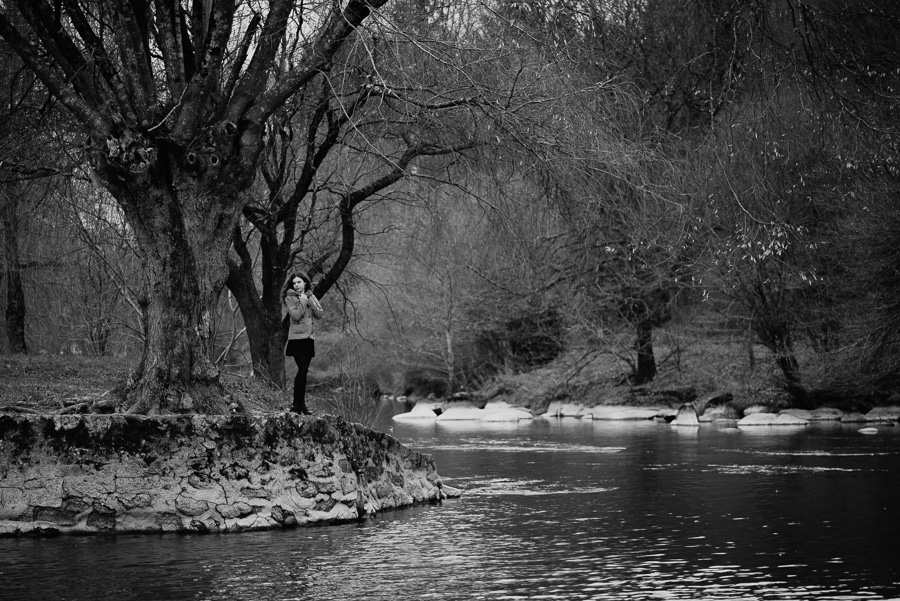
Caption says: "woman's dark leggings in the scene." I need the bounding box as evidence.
[292,354,313,414]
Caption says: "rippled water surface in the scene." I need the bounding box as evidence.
[2,416,899,600]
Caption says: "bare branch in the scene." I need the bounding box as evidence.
[0,9,110,134]
[247,0,391,124]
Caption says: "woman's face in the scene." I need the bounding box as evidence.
[292,277,306,293]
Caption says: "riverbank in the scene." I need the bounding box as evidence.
[0,412,458,537]
[456,338,895,416]
[1,337,888,420]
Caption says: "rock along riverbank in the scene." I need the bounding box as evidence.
[0,413,458,537]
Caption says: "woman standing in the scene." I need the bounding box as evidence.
[283,272,324,415]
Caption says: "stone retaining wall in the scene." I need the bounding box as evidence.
[0,413,457,536]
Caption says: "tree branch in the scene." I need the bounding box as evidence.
[0,9,110,135]
[151,0,188,98]
[215,12,261,120]
[247,0,391,125]
[170,0,236,139]
[60,0,132,116]
[115,0,157,124]
[224,0,294,124]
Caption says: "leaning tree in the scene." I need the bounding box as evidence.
[0,0,389,412]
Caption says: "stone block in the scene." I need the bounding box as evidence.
[175,495,209,516]
[0,488,28,520]
[86,503,116,531]
[375,482,393,498]
[295,481,317,497]
[182,484,227,506]
[119,493,152,509]
[331,490,358,503]
[340,476,357,494]
[24,484,64,508]
[61,476,114,499]
[239,486,272,500]
[313,479,339,494]
[278,489,315,512]
[156,512,185,532]
[216,504,242,519]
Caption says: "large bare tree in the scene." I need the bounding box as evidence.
[0,0,389,412]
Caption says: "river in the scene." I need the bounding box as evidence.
[2,415,899,600]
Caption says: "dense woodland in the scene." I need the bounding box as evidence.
[1,0,898,413]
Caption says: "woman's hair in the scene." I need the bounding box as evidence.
[282,272,311,299]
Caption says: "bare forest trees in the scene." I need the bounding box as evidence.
[223,0,613,388]
[2,0,898,409]
[486,0,695,385]
[0,0,390,412]
[697,0,900,400]
[0,33,64,355]
[225,26,482,385]
[499,0,900,400]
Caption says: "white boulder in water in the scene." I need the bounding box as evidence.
[780,408,813,420]
[671,404,700,427]
[865,406,900,422]
[542,401,588,418]
[774,412,809,426]
[435,406,486,421]
[481,402,534,422]
[808,407,843,421]
[738,412,809,427]
[392,403,438,422]
[841,412,869,423]
[586,406,660,421]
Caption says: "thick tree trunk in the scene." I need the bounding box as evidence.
[129,247,221,413]
[226,259,286,385]
[620,290,667,386]
[774,341,809,406]
[260,327,288,386]
[752,306,809,405]
[1,192,27,354]
[233,307,287,387]
[108,168,245,414]
[632,322,657,385]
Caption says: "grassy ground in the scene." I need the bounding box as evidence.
[0,334,792,416]
[0,354,288,414]
[0,353,398,422]
[0,354,130,412]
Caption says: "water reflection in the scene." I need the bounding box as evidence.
[1,418,899,600]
